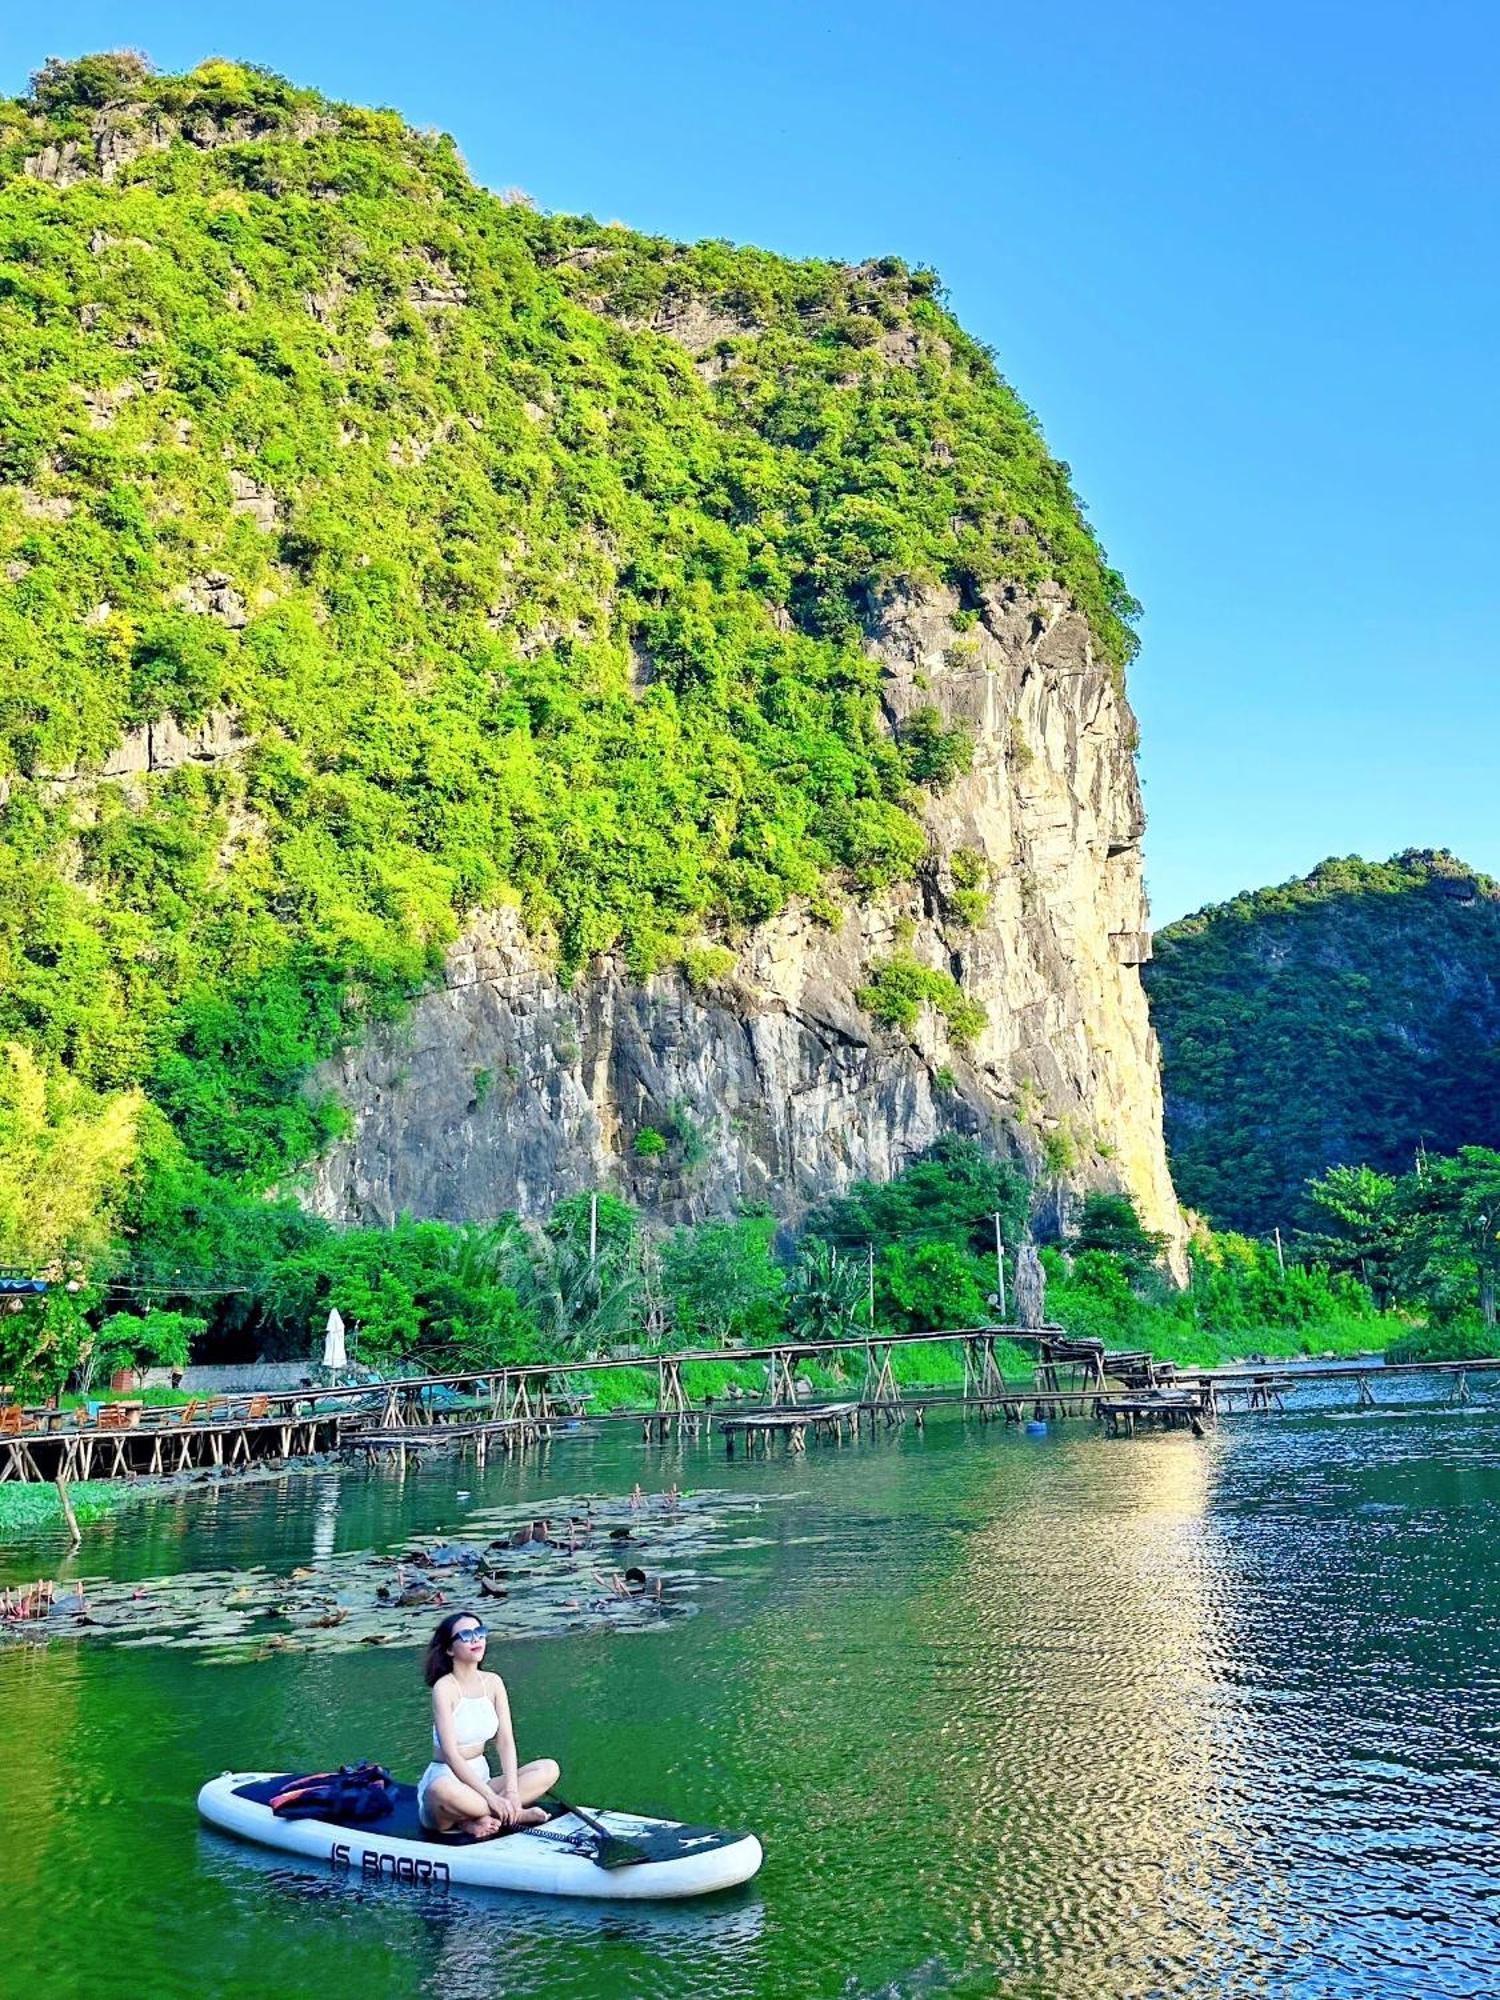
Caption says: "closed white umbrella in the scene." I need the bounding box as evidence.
[322,1307,347,1371]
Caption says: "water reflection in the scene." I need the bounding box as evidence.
[1194,1406,1500,1999]
[310,1477,341,1566]
[902,1432,1251,1995]
[198,1834,769,2000]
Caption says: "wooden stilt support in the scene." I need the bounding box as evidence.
[652,1356,695,1440]
[56,1478,81,1549]
[860,1341,903,1419]
[763,1349,799,1408]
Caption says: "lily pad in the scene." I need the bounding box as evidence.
[2,1485,783,1662]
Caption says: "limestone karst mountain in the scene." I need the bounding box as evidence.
[0,53,1180,1275]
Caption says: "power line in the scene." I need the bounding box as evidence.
[8,1213,1028,1307]
[103,1279,259,1297]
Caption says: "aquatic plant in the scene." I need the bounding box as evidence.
[0,1487,783,1665]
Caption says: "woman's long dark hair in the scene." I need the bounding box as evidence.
[424,1609,481,1687]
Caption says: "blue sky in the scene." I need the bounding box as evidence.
[5,1,1496,922]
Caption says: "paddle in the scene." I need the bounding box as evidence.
[542,1794,650,1869]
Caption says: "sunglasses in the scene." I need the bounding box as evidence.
[452,1625,487,1645]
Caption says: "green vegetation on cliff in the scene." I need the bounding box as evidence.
[0,54,1138,1327]
[1146,850,1500,1234]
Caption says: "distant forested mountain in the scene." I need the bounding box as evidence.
[1146,851,1500,1233]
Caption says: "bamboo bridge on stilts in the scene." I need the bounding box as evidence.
[5,1334,1499,1484]
[0,1399,342,1485]
[343,1325,1084,1461]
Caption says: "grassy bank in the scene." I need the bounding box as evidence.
[1125,1316,1409,1371]
[564,1337,1036,1414]
[1040,1240,1416,1372]
[1387,1316,1500,1364]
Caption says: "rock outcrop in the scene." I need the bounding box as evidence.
[0,707,251,808]
[309,581,1183,1257]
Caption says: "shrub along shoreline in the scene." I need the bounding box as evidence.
[10,1136,1492,1410]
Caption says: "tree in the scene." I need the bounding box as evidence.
[0,1043,142,1394]
[898,706,973,788]
[121,1128,330,1357]
[1298,1164,1406,1306]
[86,1309,205,1392]
[807,1137,1029,1257]
[241,1215,538,1370]
[546,1191,637,1262]
[0,1289,95,1402]
[874,1241,990,1336]
[1066,1192,1166,1281]
[1399,1146,1500,1328]
[784,1241,867,1344]
[502,1196,642,1357]
[660,1217,784,1346]
[28,51,153,111]
[0,1043,142,1271]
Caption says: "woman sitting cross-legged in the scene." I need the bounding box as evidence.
[416,1610,560,1839]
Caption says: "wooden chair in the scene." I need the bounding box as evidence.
[0,1404,23,1437]
[245,1395,270,1421]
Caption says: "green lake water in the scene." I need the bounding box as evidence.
[2,1383,1497,1999]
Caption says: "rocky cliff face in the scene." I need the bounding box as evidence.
[309,580,1182,1254]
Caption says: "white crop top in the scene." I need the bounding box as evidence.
[435,1691,499,1752]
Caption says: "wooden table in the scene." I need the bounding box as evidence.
[98,1401,145,1430]
[21,1405,74,1435]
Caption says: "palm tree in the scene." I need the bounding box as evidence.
[502,1220,641,1357]
[784,1240,866,1344]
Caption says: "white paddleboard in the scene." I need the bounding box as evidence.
[197,1772,763,1901]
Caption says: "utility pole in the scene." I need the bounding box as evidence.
[1273,1226,1286,1276]
[867,1242,876,1327]
[993,1213,1007,1320]
[589,1191,598,1272]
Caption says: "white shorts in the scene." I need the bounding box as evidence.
[417,1754,490,1827]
